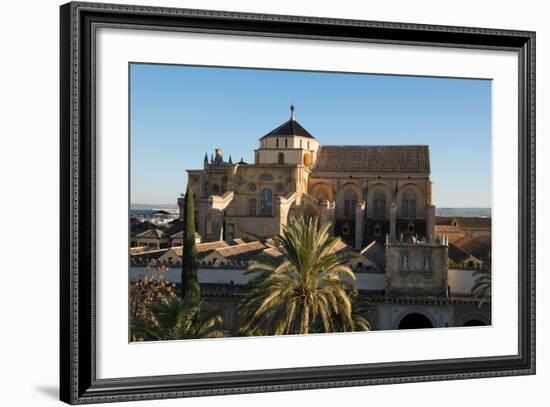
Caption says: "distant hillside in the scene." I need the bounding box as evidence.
[132,204,491,219]
[131,203,178,211]
[436,208,491,218]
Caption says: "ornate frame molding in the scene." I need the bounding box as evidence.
[60,2,535,404]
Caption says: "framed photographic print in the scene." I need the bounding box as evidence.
[60,1,535,404]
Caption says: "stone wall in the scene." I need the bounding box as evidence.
[385,243,448,296]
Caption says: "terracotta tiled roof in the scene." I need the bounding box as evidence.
[361,241,386,271]
[136,229,166,239]
[475,234,492,245]
[171,241,230,257]
[435,216,454,226]
[454,217,491,229]
[163,219,184,236]
[453,236,491,260]
[448,243,478,264]
[170,231,201,239]
[196,241,230,253]
[434,225,460,233]
[313,145,430,173]
[214,241,265,256]
[436,216,491,229]
[262,247,284,259]
[331,239,356,255]
[130,218,155,236]
[130,248,167,263]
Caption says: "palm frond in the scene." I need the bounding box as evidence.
[239,216,372,336]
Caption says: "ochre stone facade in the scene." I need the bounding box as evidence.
[187,106,437,250]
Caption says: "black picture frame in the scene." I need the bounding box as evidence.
[60,2,536,404]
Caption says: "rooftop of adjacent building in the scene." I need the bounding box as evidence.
[436,216,492,229]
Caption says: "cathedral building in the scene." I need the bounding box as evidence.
[129,109,491,331]
[130,106,490,332]
[187,105,436,250]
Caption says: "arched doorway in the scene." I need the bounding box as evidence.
[260,188,273,216]
[463,320,487,327]
[398,313,433,329]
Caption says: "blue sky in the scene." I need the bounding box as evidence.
[130,63,491,208]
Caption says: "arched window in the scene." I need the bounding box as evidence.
[278,152,285,164]
[260,188,273,216]
[373,190,386,218]
[343,189,357,219]
[401,190,417,218]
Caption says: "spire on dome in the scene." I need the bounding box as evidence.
[260,104,315,140]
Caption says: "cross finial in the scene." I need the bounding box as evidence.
[290,101,295,120]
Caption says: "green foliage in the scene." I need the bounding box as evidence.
[132,296,226,341]
[130,270,178,340]
[182,184,199,302]
[329,296,372,333]
[471,268,491,307]
[239,216,370,336]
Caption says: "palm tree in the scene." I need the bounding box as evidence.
[240,216,364,336]
[135,297,226,341]
[471,268,491,307]
[329,297,372,333]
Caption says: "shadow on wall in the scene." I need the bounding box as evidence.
[34,385,58,400]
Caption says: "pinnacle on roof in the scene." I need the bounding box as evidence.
[260,104,316,140]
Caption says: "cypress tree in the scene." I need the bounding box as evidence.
[181,184,200,302]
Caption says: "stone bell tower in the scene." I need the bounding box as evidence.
[177,193,185,221]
